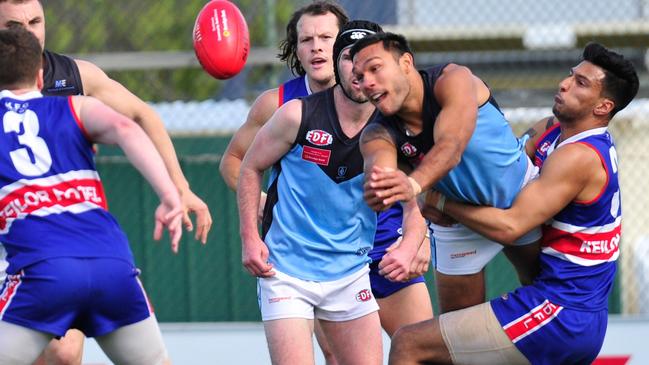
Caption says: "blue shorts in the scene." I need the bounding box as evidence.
[491,286,607,365]
[0,257,152,337]
[369,261,425,299]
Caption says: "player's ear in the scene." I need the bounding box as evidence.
[399,52,415,73]
[36,68,44,91]
[594,97,614,117]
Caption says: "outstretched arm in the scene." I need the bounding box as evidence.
[428,143,600,245]
[238,99,302,277]
[73,96,183,252]
[76,59,211,243]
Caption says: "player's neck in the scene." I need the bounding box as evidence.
[307,76,335,93]
[558,117,608,143]
[396,72,425,134]
[334,85,374,137]
[4,84,39,95]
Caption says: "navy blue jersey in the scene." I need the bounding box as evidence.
[42,50,84,96]
[262,88,377,281]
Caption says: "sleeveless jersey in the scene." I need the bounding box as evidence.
[489,124,619,364]
[42,50,84,96]
[375,65,529,208]
[278,75,309,106]
[0,91,133,274]
[532,124,619,310]
[262,88,378,281]
[276,77,403,263]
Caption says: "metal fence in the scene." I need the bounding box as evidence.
[43,0,649,315]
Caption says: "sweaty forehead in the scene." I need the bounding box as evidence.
[296,12,339,37]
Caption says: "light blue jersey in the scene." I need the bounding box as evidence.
[261,88,377,281]
[377,65,529,209]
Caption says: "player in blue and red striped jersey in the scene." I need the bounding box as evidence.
[0,27,182,365]
[388,42,638,365]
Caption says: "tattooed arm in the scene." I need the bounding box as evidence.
[521,116,558,159]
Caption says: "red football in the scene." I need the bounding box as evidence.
[193,0,250,80]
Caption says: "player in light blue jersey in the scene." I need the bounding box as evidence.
[236,21,428,365]
[350,32,541,315]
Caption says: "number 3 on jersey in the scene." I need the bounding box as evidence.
[3,109,52,176]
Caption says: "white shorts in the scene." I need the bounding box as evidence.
[257,265,379,322]
[433,157,541,275]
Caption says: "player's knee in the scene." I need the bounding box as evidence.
[389,326,419,362]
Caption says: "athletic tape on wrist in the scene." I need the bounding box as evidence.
[408,177,422,196]
[436,194,446,212]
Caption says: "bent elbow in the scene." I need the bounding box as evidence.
[495,225,525,246]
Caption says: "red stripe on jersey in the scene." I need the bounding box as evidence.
[543,225,620,261]
[0,178,107,230]
[592,356,631,365]
[573,141,609,205]
[278,85,285,107]
[0,273,22,318]
[534,122,560,153]
[67,96,90,140]
[502,300,563,343]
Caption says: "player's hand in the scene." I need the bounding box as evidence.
[180,188,212,244]
[418,190,456,227]
[258,192,267,223]
[410,234,431,278]
[379,237,417,282]
[242,236,275,278]
[367,166,418,208]
[153,192,184,253]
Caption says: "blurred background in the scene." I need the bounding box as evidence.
[44,0,649,324]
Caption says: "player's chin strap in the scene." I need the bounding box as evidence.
[338,82,369,104]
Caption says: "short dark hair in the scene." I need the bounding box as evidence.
[349,32,413,63]
[0,27,41,88]
[582,42,639,117]
[333,20,383,84]
[277,1,348,76]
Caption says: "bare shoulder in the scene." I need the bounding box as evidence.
[246,88,281,128]
[360,121,395,146]
[439,63,473,81]
[264,98,302,131]
[521,116,557,139]
[74,59,108,81]
[435,63,480,103]
[544,141,601,179]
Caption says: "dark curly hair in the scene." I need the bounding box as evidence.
[277,1,348,76]
[582,42,639,117]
